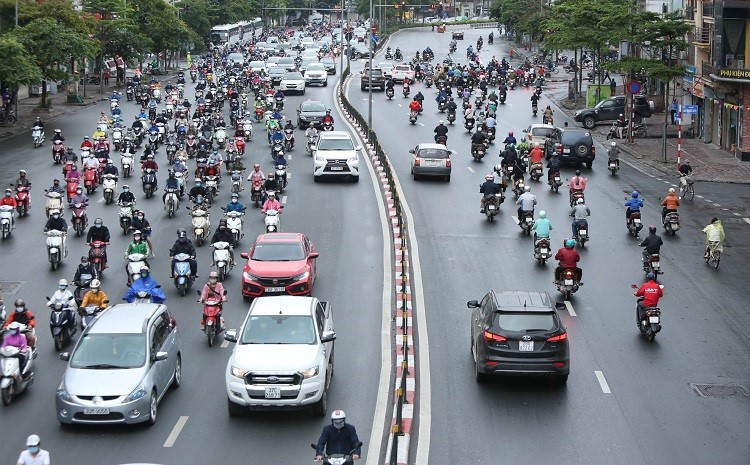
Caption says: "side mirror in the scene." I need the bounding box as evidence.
[320,330,337,343]
[522,129,528,133]
[102,300,109,304]
[240,252,249,259]
[196,290,201,296]
[554,301,567,311]
[224,330,238,343]
[467,300,479,308]
[155,285,162,289]
[59,352,70,361]
[355,145,362,151]
[409,149,415,154]
[309,252,319,259]
[154,351,169,361]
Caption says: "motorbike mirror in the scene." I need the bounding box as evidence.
[68,296,75,301]
[467,300,479,308]
[352,442,364,450]
[126,283,132,288]
[196,290,201,296]
[155,285,162,289]
[308,252,319,259]
[103,300,109,304]
[409,149,415,154]
[240,252,249,259]
[223,290,228,295]
[310,444,318,451]
[554,301,567,311]
[45,296,51,300]
[630,284,638,289]
[59,352,70,361]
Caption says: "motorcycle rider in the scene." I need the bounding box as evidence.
[543,105,553,123]
[15,170,31,188]
[315,410,361,462]
[162,170,181,205]
[639,225,664,270]
[117,184,136,204]
[122,267,166,303]
[305,125,319,144]
[141,154,159,188]
[0,189,17,229]
[634,272,663,326]
[124,230,151,272]
[102,159,119,180]
[433,120,449,143]
[47,179,65,195]
[225,193,245,213]
[51,128,65,142]
[69,186,89,206]
[660,187,680,223]
[554,239,582,284]
[80,279,108,314]
[445,97,458,116]
[199,271,226,330]
[568,170,586,205]
[702,217,725,259]
[247,163,266,184]
[528,142,544,172]
[624,191,644,223]
[80,135,94,151]
[322,109,334,128]
[73,256,99,284]
[48,278,77,314]
[532,210,552,245]
[1,322,29,380]
[471,128,487,154]
[516,185,536,221]
[408,97,421,117]
[261,191,282,214]
[502,131,517,146]
[479,174,502,213]
[2,300,36,350]
[607,141,620,167]
[169,229,198,278]
[211,220,235,266]
[530,91,540,111]
[130,210,154,255]
[570,197,591,237]
[188,178,207,202]
[44,210,68,257]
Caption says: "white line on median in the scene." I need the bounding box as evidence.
[467,166,475,173]
[595,371,612,394]
[281,195,288,204]
[288,154,293,160]
[564,301,576,317]
[220,339,230,348]
[163,415,189,447]
[744,218,750,225]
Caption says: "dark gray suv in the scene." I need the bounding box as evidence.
[545,128,596,169]
[574,95,652,129]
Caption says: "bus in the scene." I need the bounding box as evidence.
[210,24,241,45]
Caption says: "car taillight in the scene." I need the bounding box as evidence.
[556,143,562,154]
[591,146,595,155]
[547,333,568,342]
[445,158,451,167]
[414,157,421,166]
[483,331,506,343]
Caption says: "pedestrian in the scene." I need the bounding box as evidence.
[604,70,611,82]
[609,78,616,96]
[669,98,678,124]
[103,68,110,86]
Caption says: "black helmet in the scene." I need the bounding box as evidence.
[575,170,581,176]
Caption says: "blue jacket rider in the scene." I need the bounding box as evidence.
[274,89,285,100]
[225,195,245,213]
[503,132,517,145]
[624,191,644,220]
[122,268,166,303]
[436,89,447,104]
[271,128,284,144]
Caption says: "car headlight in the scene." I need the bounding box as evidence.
[300,115,309,120]
[315,156,326,163]
[125,385,147,402]
[291,271,309,281]
[348,155,359,163]
[243,271,260,281]
[300,366,319,379]
[56,382,71,402]
[231,366,249,378]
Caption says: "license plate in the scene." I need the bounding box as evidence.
[651,261,660,268]
[564,279,574,286]
[264,387,281,399]
[83,408,110,415]
[519,341,534,351]
[540,248,548,254]
[330,166,344,171]
[488,205,495,210]
[265,286,285,293]
[554,177,561,182]
[427,160,442,166]
[648,316,660,324]
[634,219,641,224]
[563,148,570,154]
[579,230,587,235]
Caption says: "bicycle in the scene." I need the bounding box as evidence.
[679,175,694,201]
[0,107,17,124]
[705,241,721,269]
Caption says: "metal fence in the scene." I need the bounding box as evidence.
[338,64,410,465]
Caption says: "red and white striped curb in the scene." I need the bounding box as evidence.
[336,78,415,465]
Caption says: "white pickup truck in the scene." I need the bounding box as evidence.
[392,64,415,83]
[224,296,336,416]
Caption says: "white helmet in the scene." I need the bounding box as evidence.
[26,434,41,446]
[439,120,444,125]
[534,142,540,147]
[90,279,101,289]
[577,197,584,204]
[668,187,675,193]
[485,173,493,181]
[331,409,346,429]
[524,185,531,192]
[610,141,617,147]
[59,279,68,286]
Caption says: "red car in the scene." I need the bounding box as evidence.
[240,232,318,299]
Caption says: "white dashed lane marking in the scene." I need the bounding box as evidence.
[564,301,577,317]
[467,167,475,173]
[281,195,288,204]
[595,371,612,394]
[163,416,189,447]
[744,218,750,225]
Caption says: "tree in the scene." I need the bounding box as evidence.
[13,17,97,108]
[81,0,152,64]
[0,36,42,105]
[131,0,195,69]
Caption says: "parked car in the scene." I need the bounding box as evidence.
[410,143,453,181]
[574,95,653,129]
[545,128,596,168]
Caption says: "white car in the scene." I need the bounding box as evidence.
[224,296,336,416]
[301,49,319,60]
[248,61,266,74]
[392,64,415,83]
[304,63,328,87]
[378,62,394,78]
[300,37,316,49]
[313,131,360,182]
[279,71,306,95]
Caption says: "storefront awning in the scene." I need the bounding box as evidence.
[709,73,750,84]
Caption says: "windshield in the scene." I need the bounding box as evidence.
[493,313,555,332]
[302,102,326,112]
[318,138,354,151]
[278,58,294,65]
[241,315,317,344]
[70,333,147,369]
[417,148,450,159]
[249,61,264,69]
[307,64,325,72]
[251,241,306,261]
[284,72,304,80]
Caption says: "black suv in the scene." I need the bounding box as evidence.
[468,291,569,384]
[360,68,385,91]
[545,128,596,168]
[574,95,652,129]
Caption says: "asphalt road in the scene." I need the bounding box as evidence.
[346,27,750,465]
[0,66,389,464]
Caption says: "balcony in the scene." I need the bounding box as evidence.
[693,26,712,49]
[702,0,714,19]
[702,61,716,77]
[684,0,695,22]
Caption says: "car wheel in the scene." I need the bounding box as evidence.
[445,174,451,182]
[352,175,359,183]
[582,116,596,129]
[227,398,245,417]
[323,81,328,87]
[313,176,320,183]
[585,161,593,169]
[147,390,158,425]
[171,354,181,389]
[475,362,487,383]
[310,389,328,417]
[556,374,569,385]
[412,172,418,180]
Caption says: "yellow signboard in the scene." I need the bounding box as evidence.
[717,68,750,79]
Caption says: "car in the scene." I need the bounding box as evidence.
[545,128,596,168]
[360,68,385,91]
[523,123,556,150]
[320,56,337,75]
[56,303,182,425]
[265,56,281,67]
[378,62,394,78]
[350,43,372,59]
[267,66,286,85]
[301,49,319,60]
[392,64,415,83]
[279,71,306,95]
[313,131,361,182]
[227,53,244,65]
[300,37,316,49]
[240,232,318,299]
[277,56,297,71]
[248,60,266,74]
[304,63,328,86]
[299,58,317,74]
[297,99,327,129]
[452,31,464,40]
[353,27,367,42]
[275,43,291,56]
[410,143,453,181]
[224,296,335,416]
[574,95,653,129]
[467,290,569,384]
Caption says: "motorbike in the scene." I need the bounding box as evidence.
[548,172,562,192]
[45,229,65,270]
[52,140,65,164]
[212,241,233,281]
[532,103,538,117]
[409,110,418,125]
[81,304,105,331]
[513,179,526,198]
[14,186,30,217]
[486,126,496,144]
[112,127,123,151]
[45,191,62,219]
[310,442,363,465]
[663,211,680,236]
[191,206,210,246]
[435,135,447,146]
[164,187,180,218]
[83,167,98,195]
[529,162,543,181]
[198,291,226,347]
[425,76,434,87]
[637,299,662,342]
[215,126,227,147]
[386,87,394,100]
[271,142,284,161]
[627,211,643,237]
[402,86,410,98]
[185,136,198,158]
[32,126,45,148]
[47,296,76,351]
[499,92,507,104]
[101,173,117,205]
[204,174,219,205]
[569,190,585,208]
[190,69,197,82]
[142,168,157,198]
[323,121,334,131]
[166,142,177,165]
[173,252,195,296]
[447,109,456,124]
[225,210,245,246]
[70,201,88,237]
[275,97,285,112]
[518,211,533,235]
[482,193,503,222]
[0,331,34,406]
[283,129,294,152]
[118,201,134,234]
[471,143,485,161]
[306,134,318,154]
[264,208,281,233]
[87,240,108,274]
[274,165,287,192]
[464,118,475,133]
[608,159,619,175]
[0,205,13,240]
[533,237,552,265]
[230,170,244,194]
[126,253,147,284]
[250,180,264,207]
[557,268,581,300]
[643,252,662,276]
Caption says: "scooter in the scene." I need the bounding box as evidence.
[142,168,157,198]
[211,241,233,281]
[215,126,227,146]
[310,442,363,465]
[0,329,34,406]
[0,206,14,240]
[52,140,65,164]
[70,201,88,237]
[47,296,76,351]
[118,201,134,234]
[464,118,475,133]
[45,229,65,270]
[83,167,98,195]
[471,143,485,161]
[88,240,108,274]
[533,237,552,265]
[306,134,318,154]
[164,187,180,218]
[45,191,62,219]
[121,152,134,178]
[191,206,210,246]
[204,175,219,205]
[274,165,287,192]
[569,190,585,208]
[225,210,244,246]
[264,208,281,233]
[198,291,225,347]
[230,170,244,194]
[81,304,105,331]
[271,142,284,161]
[102,174,117,205]
[608,159,620,175]
[518,211,533,236]
[32,126,45,148]
[482,193,503,222]
[283,128,294,152]
[250,180,263,207]
[409,110,418,125]
[513,180,526,198]
[556,268,581,300]
[112,127,123,151]
[574,222,589,248]
[173,253,195,297]
[126,253,147,284]
[663,211,680,236]
[529,162,543,181]
[386,87,394,100]
[447,110,456,124]
[627,211,643,237]
[548,172,562,192]
[637,299,662,342]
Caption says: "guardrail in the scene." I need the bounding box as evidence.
[470,21,499,29]
[338,65,411,465]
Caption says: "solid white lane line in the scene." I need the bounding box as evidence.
[467,166,475,173]
[418,122,425,127]
[163,416,189,447]
[564,301,577,317]
[744,218,750,225]
[220,339,230,348]
[281,195,288,204]
[696,194,704,199]
[595,371,612,394]
[288,154,293,160]
[713,203,721,207]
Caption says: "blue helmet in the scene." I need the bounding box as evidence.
[565,239,575,248]
[631,191,639,198]
[646,272,656,281]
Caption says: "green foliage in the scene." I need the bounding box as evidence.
[0,35,42,90]
[490,0,547,42]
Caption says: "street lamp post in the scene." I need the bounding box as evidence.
[367,0,373,136]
